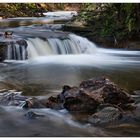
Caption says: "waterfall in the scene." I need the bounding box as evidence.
[26,34,97,59]
[5,33,139,61]
[6,42,27,60]
[4,33,97,60]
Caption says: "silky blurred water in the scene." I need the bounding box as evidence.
[0,12,140,136]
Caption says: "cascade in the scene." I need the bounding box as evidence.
[26,34,97,59]
[5,33,139,60]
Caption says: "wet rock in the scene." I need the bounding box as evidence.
[19,77,136,116]
[41,85,83,110]
[22,96,64,110]
[101,84,135,110]
[132,103,140,121]
[79,77,107,91]
[88,107,122,125]
[4,31,13,38]
[63,89,100,113]
[0,43,6,62]
[60,86,80,99]
[0,33,28,61]
[117,103,140,123]
[50,85,101,113]
[0,90,27,106]
[54,77,136,114]
[22,97,46,109]
[16,39,28,47]
[79,77,135,110]
[0,77,136,127]
[44,96,63,110]
[24,111,45,119]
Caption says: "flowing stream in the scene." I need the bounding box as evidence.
[0,11,140,137]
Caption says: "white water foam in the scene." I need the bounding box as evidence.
[5,33,140,68]
[43,11,77,19]
[26,34,98,59]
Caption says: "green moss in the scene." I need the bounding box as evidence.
[76,3,139,41]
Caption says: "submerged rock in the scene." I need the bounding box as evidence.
[22,97,46,109]
[24,111,45,119]
[88,106,122,125]
[0,90,27,106]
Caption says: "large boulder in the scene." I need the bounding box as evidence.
[63,89,100,113]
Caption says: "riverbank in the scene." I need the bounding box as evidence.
[0,4,44,18]
[63,4,140,49]
[63,23,140,49]
[0,4,81,18]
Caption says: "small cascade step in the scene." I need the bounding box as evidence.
[26,34,97,59]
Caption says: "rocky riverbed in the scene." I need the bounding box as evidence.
[0,77,139,126]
